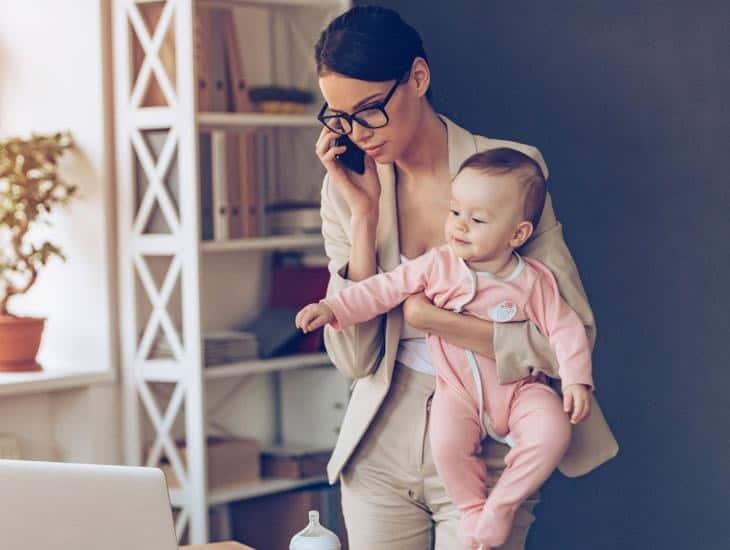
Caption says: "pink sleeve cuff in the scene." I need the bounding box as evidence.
[560,370,595,392]
[321,297,347,331]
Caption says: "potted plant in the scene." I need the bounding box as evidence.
[0,132,76,372]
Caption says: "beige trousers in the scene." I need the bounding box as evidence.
[340,364,540,549]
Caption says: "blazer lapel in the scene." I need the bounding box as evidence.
[374,162,402,383]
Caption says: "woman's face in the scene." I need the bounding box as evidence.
[318,70,424,164]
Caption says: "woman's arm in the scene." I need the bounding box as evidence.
[403,293,495,358]
[320,173,385,380]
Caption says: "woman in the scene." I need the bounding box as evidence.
[313,7,618,550]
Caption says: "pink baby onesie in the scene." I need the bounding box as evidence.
[323,245,594,548]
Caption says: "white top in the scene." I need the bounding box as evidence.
[396,254,437,376]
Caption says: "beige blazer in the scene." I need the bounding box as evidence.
[320,115,619,484]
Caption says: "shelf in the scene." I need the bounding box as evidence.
[169,475,328,507]
[197,112,321,130]
[0,368,116,397]
[205,352,331,380]
[200,234,324,253]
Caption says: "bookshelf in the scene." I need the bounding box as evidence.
[113,0,349,543]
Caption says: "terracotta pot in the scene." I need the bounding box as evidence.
[0,315,45,372]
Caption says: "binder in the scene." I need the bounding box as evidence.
[240,132,260,237]
[211,131,229,241]
[207,9,230,112]
[225,132,244,239]
[221,8,254,113]
[194,6,212,111]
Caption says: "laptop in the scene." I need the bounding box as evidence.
[0,459,178,550]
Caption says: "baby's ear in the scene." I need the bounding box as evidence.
[511,221,534,248]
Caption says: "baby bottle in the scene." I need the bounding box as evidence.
[289,510,341,550]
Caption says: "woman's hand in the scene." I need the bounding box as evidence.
[562,384,592,424]
[315,127,381,223]
[295,302,336,334]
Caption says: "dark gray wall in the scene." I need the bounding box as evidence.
[355,2,729,548]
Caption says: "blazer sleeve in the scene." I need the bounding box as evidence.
[320,174,386,380]
[494,191,597,381]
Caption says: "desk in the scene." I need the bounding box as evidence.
[181,542,254,550]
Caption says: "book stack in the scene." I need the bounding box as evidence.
[150,331,259,367]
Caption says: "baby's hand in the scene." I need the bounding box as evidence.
[295,302,335,333]
[562,384,592,424]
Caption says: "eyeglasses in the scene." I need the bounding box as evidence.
[317,76,404,136]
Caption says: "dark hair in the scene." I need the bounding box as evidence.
[458,148,547,229]
[315,6,431,97]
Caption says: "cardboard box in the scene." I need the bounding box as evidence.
[261,445,330,479]
[162,437,260,490]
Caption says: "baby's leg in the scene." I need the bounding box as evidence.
[429,380,487,548]
[475,383,571,548]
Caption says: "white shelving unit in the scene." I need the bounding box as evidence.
[113,0,349,543]
[0,368,116,398]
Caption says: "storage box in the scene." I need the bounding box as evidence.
[161,437,260,490]
[269,263,329,353]
[261,445,330,479]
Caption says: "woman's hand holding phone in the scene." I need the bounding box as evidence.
[316,127,381,224]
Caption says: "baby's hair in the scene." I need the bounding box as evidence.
[458,148,547,228]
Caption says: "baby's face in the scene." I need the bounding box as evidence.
[444,168,526,262]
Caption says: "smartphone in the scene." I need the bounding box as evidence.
[334,135,365,174]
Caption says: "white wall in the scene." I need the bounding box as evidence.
[0,0,117,374]
[0,384,120,463]
[0,0,120,463]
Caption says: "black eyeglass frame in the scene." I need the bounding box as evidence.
[317,76,404,136]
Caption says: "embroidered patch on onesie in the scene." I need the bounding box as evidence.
[488,300,518,322]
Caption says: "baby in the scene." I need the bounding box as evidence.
[296,148,593,549]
